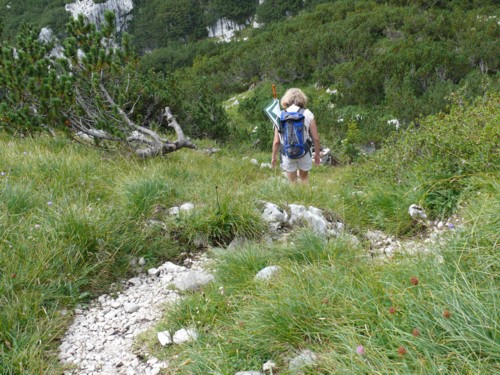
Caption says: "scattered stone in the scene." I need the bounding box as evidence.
[173,270,214,291]
[288,204,328,235]
[58,198,455,374]
[123,303,139,314]
[255,266,281,281]
[408,204,427,220]
[128,277,142,286]
[262,202,288,224]
[147,268,160,276]
[263,360,277,372]
[288,350,317,374]
[172,328,198,344]
[161,262,186,273]
[157,331,172,346]
[366,230,387,243]
[169,206,180,216]
[180,202,195,212]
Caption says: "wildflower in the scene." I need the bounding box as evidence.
[11,273,16,278]
[34,224,41,230]
[443,309,452,319]
[321,298,329,304]
[0,171,5,176]
[389,306,396,314]
[47,201,53,206]
[356,345,366,356]
[398,346,407,356]
[412,328,420,337]
[410,276,419,286]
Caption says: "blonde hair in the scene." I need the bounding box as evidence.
[281,88,308,108]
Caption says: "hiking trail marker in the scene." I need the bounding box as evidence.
[264,84,280,129]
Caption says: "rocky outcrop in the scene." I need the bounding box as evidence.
[65,0,133,32]
[207,17,250,42]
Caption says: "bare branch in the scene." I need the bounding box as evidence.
[99,83,163,143]
[163,107,196,152]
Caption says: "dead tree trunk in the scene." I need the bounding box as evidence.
[68,83,196,158]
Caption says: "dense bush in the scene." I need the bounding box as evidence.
[351,92,500,219]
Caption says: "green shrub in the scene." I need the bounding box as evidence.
[353,92,499,219]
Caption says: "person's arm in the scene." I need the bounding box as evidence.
[271,128,281,167]
[309,119,321,166]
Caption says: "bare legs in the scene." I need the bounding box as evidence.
[287,169,309,184]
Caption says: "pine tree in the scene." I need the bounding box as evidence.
[0,13,195,157]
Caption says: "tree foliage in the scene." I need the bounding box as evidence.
[0,13,202,157]
[256,0,305,24]
[0,24,72,133]
[130,0,207,51]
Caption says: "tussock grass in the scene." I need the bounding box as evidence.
[159,222,499,373]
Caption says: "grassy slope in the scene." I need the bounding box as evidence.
[0,93,498,373]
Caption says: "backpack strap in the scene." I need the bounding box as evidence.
[298,108,313,154]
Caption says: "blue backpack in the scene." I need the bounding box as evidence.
[279,108,309,159]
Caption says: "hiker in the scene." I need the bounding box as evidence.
[271,88,321,183]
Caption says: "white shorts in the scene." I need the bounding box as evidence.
[281,153,312,173]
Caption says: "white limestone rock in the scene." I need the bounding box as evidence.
[288,204,328,235]
[173,271,214,291]
[65,0,133,33]
[180,202,195,212]
[157,331,172,346]
[263,360,277,372]
[262,202,288,224]
[172,328,198,344]
[288,350,317,374]
[160,261,186,273]
[169,206,180,216]
[409,204,427,220]
[123,303,139,314]
[255,266,281,281]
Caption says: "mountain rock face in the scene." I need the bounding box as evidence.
[66,0,262,41]
[207,17,251,42]
[65,0,133,32]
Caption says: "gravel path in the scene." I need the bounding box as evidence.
[58,256,209,374]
